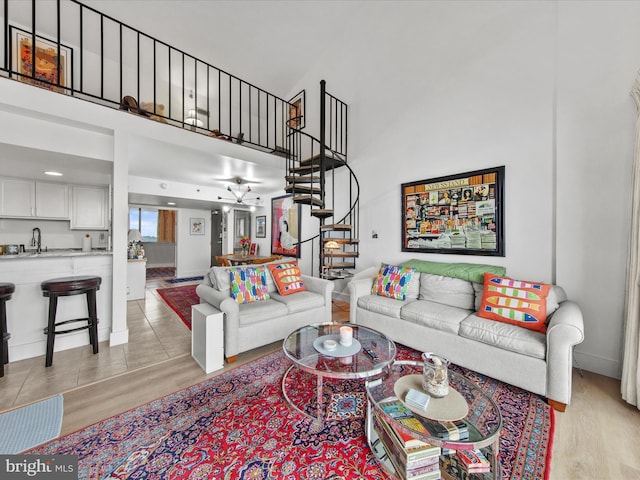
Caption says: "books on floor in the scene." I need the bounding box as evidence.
[456,449,491,474]
[440,451,494,480]
[379,399,432,448]
[371,399,495,479]
[372,411,441,480]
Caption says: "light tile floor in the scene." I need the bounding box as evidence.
[0,275,194,411]
[0,275,350,411]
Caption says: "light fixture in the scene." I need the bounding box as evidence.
[128,229,143,243]
[325,240,340,273]
[167,202,176,206]
[184,90,205,128]
[217,177,261,205]
[44,171,63,176]
[184,109,203,127]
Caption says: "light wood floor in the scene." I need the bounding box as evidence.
[1,289,638,479]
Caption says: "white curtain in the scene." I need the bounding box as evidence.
[621,73,640,409]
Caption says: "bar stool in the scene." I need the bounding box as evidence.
[41,275,101,367]
[0,282,15,377]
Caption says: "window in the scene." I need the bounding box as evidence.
[129,208,159,243]
[129,207,176,243]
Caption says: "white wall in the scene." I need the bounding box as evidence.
[176,208,211,277]
[288,1,640,378]
[555,1,640,376]
[0,218,109,250]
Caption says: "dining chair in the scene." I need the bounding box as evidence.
[215,255,232,267]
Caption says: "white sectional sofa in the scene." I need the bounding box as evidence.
[348,260,584,411]
[196,264,334,362]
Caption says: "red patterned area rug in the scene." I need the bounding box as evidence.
[156,285,198,330]
[27,346,554,479]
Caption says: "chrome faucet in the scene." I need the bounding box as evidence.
[31,227,41,253]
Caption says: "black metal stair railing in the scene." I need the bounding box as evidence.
[0,0,291,154]
[286,80,359,278]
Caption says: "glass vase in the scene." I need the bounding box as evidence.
[421,352,450,398]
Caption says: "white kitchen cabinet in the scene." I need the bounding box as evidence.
[127,259,147,300]
[0,177,35,217]
[0,178,69,219]
[35,182,69,219]
[70,185,109,230]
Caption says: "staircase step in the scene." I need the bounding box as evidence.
[322,262,356,269]
[311,209,334,219]
[290,165,320,175]
[293,195,324,207]
[323,251,359,258]
[285,184,321,195]
[323,237,360,244]
[321,224,352,231]
[292,153,347,175]
[300,152,347,168]
[285,175,320,184]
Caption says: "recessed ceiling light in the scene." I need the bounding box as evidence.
[167,202,176,206]
[44,171,63,176]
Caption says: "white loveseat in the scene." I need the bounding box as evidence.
[196,264,334,362]
[348,260,584,411]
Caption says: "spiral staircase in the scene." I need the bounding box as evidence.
[285,81,360,278]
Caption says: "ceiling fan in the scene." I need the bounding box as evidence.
[217,177,262,205]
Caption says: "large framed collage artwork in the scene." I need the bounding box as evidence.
[401,166,505,256]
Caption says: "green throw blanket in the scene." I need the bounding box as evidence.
[400,259,506,284]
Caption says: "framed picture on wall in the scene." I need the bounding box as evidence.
[401,166,505,256]
[256,215,266,238]
[271,195,300,257]
[190,217,205,235]
[10,26,73,94]
[288,90,305,129]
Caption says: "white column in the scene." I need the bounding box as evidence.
[110,129,129,346]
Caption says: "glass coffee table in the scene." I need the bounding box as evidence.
[366,360,503,479]
[282,323,396,422]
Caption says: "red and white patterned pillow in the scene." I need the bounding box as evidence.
[478,272,551,332]
[267,262,306,296]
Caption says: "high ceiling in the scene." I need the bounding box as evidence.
[83,0,361,99]
[74,0,362,210]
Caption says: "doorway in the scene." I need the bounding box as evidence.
[210,209,223,266]
[234,210,251,252]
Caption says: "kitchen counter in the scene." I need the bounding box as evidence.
[0,253,113,362]
[0,249,113,259]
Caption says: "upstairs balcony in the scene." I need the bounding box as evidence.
[0,0,292,156]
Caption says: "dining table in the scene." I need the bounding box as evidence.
[221,254,277,266]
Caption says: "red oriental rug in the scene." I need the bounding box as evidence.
[26,346,554,479]
[156,285,199,330]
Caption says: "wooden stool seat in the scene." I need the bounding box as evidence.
[41,275,101,367]
[0,282,15,377]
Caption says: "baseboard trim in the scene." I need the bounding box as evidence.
[574,350,621,379]
[110,328,129,346]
